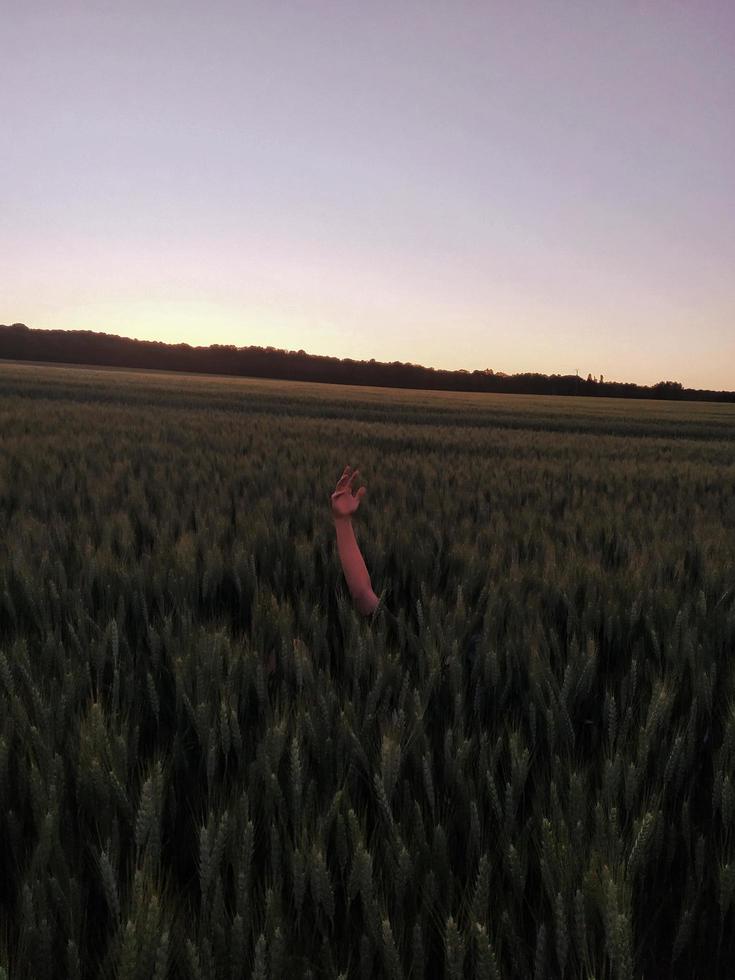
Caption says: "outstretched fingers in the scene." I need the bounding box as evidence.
[334,465,366,505]
[335,464,361,494]
[335,464,352,490]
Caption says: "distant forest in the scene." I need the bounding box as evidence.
[1,322,733,402]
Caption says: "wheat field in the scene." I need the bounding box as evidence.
[1,361,734,979]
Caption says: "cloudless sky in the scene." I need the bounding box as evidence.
[2,0,734,389]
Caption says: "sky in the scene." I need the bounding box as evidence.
[2,1,734,390]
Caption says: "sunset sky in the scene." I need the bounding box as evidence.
[3,1,734,389]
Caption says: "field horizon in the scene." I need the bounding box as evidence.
[3,325,733,404]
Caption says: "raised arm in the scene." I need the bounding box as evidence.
[330,464,380,616]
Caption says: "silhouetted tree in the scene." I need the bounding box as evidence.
[0,324,731,403]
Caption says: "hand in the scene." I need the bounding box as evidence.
[330,464,367,520]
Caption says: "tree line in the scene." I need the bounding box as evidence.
[1,323,732,402]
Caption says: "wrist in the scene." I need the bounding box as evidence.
[332,513,352,524]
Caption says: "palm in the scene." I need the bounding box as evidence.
[331,465,366,518]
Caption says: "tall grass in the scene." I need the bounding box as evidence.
[1,362,734,978]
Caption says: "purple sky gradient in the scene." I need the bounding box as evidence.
[3,1,734,388]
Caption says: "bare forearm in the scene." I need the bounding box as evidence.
[333,516,379,613]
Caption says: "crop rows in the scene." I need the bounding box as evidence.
[1,362,734,978]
